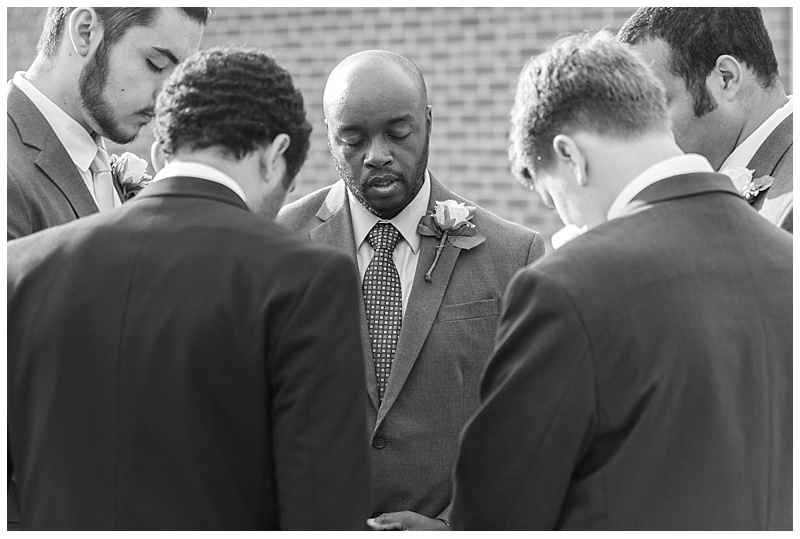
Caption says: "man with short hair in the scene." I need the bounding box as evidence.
[451,31,792,530]
[7,46,371,530]
[7,7,210,240]
[618,7,793,232]
[278,49,544,530]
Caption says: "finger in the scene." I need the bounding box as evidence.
[366,517,405,531]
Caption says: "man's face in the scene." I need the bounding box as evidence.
[630,38,731,169]
[80,8,204,144]
[326,73,430,219]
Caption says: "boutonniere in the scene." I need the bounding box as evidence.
[110,152,153,201]
[720,167,775,203]
[417,200,486,282]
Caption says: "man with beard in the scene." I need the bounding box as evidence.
[618,8,792,232]
[7,7,210,240]
[277,49,544,530]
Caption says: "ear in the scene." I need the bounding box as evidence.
[150,141,166,172]
[552,134,587,186]
[710,54,744,102]
[261,133,291,183]
[67,8,102,57]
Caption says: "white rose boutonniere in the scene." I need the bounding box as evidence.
[720,167,775,203]
[417,200,486,282]
[110,152,153,201]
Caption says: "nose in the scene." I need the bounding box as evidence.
[364,138,393,169]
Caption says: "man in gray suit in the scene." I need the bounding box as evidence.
[618,7,792,232]
[7,7,210,240]
[277,49,544,530]
[451,31,791,530]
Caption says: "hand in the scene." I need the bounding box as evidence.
[367,511,449,531]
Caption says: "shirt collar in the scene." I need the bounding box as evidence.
[607,154,714,221]
[348,170,431,255]
[152,161,249,203]
[719,95,793,170]
[13,71,99,172]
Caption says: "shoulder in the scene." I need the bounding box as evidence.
[446,189,546,264]
[276,184,335,231]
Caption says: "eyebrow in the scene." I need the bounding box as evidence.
[337,114,414,132]
[152,47,179,65]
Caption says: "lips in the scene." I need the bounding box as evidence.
[365,174,401,188]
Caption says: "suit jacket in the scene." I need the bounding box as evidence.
[451,172,793,530]
[7,177,372,530]
[6,81,116,240]
[748,113,793,232]
[276,174,544,521]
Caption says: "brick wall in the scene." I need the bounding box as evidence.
[6,7,794,248]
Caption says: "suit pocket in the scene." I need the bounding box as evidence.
[436,298,500,322]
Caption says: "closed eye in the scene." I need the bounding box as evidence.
[146,59,165,74]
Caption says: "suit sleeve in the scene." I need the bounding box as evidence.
[268,250,371,530]
[451,268,596,530]
[525,231,546,265]
[7,169,33,240]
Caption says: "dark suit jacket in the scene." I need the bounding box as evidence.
[7,176,372,530]
[7,81,103,240]
[451,173,792,530]
[277,174,544,521]
[748,113,793,232]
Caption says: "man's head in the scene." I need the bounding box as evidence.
[618,8,783,169]
[153,46,312,220]
[35,7,209,144]
[323,50,432,220]
[509,31,672,228]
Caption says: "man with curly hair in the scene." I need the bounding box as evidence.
[7,46,371,530]
[618,7,793,232]
[451,31,791,530]
[7,8,210,240]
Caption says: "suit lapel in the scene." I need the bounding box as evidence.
[8,82,99,217]
[374,175,462,433]
[309,181,381,412]
[746,114,793,220]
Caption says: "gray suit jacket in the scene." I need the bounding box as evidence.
[748,113,793,232]
[7,81,101,240]
[277,174,544,521]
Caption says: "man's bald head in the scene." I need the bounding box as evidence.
[323,50,428,120]
[323,50,432,219]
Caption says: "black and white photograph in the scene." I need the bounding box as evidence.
[5,6,793,531]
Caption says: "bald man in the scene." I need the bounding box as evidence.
[277,50,545,530]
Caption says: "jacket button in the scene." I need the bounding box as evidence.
[372,436,386,449]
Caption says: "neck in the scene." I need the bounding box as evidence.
[733,85,789,149]
[25,55,92,135]
[575,131,684,228]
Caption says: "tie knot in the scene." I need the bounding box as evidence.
[367,222,401,254]
[91,145,111,174]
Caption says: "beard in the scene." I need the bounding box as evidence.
[332,131,430,219]
[78,41,137,144]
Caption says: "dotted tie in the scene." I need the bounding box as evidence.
[363,223,403,402]
[90,143,115,212]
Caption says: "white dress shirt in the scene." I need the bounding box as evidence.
[348,171,431,315]
[607,154,715,221]
[719,96,793,170]
[152,161,248,204]
[12,71,122,208]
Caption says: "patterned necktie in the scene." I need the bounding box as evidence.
[90,142,115,212]
[363,222,403,402]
